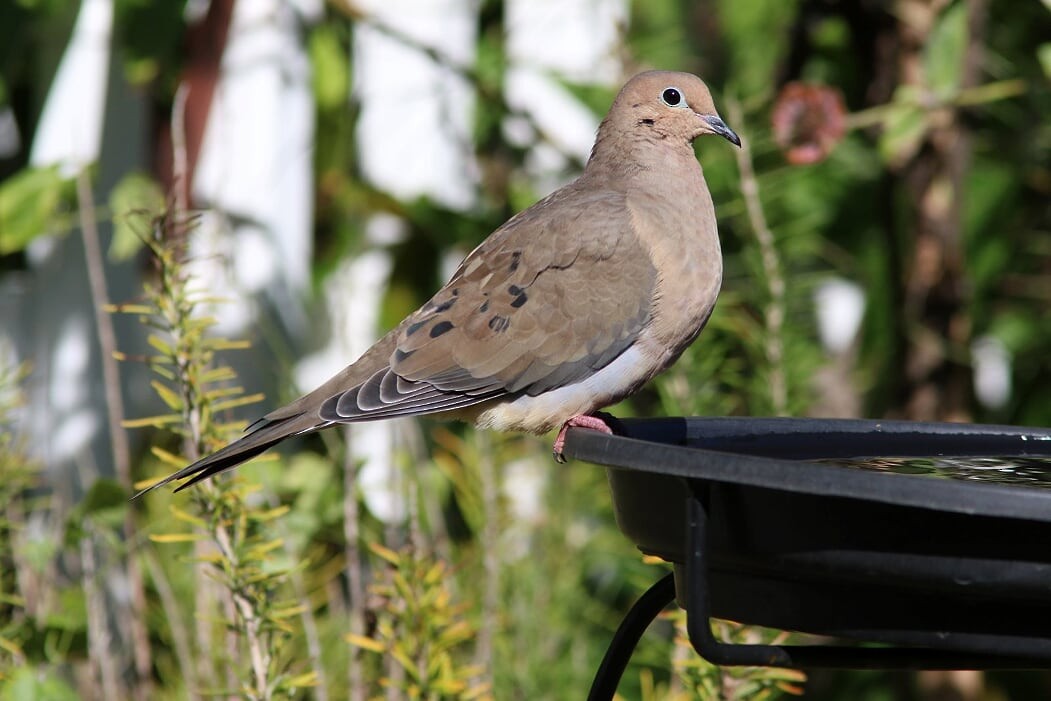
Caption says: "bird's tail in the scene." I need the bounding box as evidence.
[132,414,321,498]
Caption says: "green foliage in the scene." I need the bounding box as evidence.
[119,216,310,700]
[0,668,78,701]
[348,543,491,700]
[925,3,968,99]
[672,617,806,700]
[0,361,35,682]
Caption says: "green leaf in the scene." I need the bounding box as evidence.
[924,2,967,99]
[108,172,164,262]
[0,166,71,253]
[309,24,348,111]
[0,668,80,701]
[878,87,929,167]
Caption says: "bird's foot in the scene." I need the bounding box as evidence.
[552,412,620,463]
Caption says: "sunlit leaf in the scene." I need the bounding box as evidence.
[151,379,182,411]
[345,633,386,653]
[0,166,71,253]
[368,542,401,566]
[309,23,348,110]
[149,533,204,543]
[0,668,80,701]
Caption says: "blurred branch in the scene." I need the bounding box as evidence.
[727,98,788,416]
[845,78,1027,130]
[342,428,367,701]
[473,430,498,688]
[80,534,120,700]
[76,170,131,483]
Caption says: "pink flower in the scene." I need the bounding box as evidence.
[771,82,847,165]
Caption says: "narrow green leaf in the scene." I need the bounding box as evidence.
[149,533,204,543]
[147,334,174,356]
[151,379,183,411]
[924,3,967,99]
[122,414,183,428]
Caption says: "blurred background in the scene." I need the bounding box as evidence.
[0,0,1049,698]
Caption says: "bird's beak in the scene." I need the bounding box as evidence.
[701,114,741,147]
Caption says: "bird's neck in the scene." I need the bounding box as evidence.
[586,124,702,188]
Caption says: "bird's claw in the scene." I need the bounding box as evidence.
[552,413,618,462]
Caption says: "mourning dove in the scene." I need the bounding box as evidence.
[138,70,740,496]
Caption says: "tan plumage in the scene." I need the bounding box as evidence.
[138,70,740,496]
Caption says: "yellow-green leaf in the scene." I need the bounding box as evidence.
[149,445,187,468]
[345,633,385,653]
[169,504,206,528]
[122,414,183,428]
[368,542,401,566]
[147,334,174,355]
[149,533,203,543]
[151,379,183,411]
[284,671,319,688]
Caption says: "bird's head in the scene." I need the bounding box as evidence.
[610,71,741,147]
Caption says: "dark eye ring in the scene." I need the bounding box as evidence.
[661,87,683,107]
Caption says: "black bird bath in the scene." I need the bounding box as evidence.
[560,417,1051,701]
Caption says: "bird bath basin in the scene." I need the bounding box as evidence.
[560,417,1051,700]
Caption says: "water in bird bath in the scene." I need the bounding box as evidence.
[821,455,1051,490]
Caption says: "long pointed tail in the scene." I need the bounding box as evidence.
[133,414,321,498]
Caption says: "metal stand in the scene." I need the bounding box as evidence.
[683,488,1045,670]
[586,573,675,701]
[587,487,1047,701]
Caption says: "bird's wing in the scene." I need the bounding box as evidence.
[320,186,658,421]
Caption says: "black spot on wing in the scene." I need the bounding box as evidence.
[430,320,454,338]
[406,320,427,336]
[509,251,521,272]
[489,315,509,332]
[510,291,528,308]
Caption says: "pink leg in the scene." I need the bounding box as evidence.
[552,414,615,462]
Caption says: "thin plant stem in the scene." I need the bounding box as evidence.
[727,97,788,415]
[76,168,155,697]
[270,492,330,701]
[343,426,367,701]
[209,502,273,701]
[473,429,497,688]
[75,169,131,483]
[81,534,120,700]
[141,548,201,701]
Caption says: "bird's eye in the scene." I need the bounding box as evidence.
[661,87,683,107]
